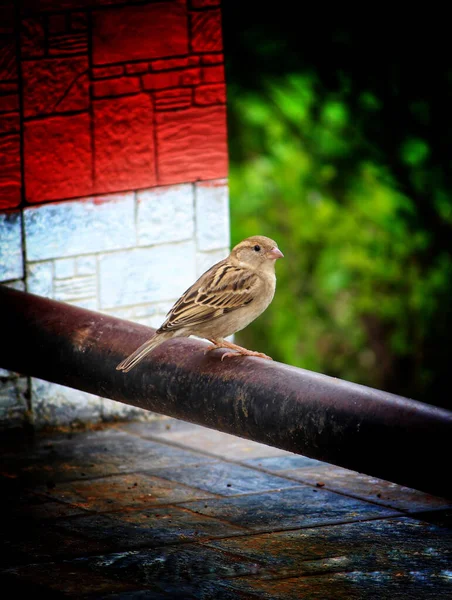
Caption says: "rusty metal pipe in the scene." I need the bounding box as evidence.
[1,285,451,498]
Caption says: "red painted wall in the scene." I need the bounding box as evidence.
[0,0,227,210]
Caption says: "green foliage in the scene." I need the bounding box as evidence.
[228,74,452,402]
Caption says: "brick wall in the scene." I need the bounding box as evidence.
[0,0,229,428]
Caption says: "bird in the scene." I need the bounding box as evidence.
[116,235,284,373]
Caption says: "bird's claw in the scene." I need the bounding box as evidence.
[203,345,217,355]
[220,350,273,361]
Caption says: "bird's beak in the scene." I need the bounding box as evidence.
[269,247,284,260]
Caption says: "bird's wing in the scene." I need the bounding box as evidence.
[157,262,259,333]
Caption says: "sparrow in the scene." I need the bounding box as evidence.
[116,235,284,373]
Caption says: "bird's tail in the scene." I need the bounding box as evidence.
[116,333,168,373]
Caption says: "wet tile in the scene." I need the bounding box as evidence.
[1,546,263,599]
[1,517,106,567]
[207,517,452,574]
[121,419,291,460]
[0,428,213,485]
[181,487,398,531]
[243,455,324,471]
[2,561,137,597]
[0,475,87,522]
[213,517,452,599]
[1,422,451,599]
[41,472,219,512]
[55,505,245,552]
[72,544,262,588]
[277,464,452,512]
[227,568,452,600]
[148,462,299,496]
[96,591,181,600]
[97,580,261,599]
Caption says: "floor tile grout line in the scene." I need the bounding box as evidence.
[31,471,399,515]
[5,425,447,525]
[12,421,442,517]
[116,426,420,513]
[0,512,408,573]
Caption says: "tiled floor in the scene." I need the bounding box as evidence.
[0,417,451,599]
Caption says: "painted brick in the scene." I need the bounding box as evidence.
[190,9,223,53]
[94,94,156,194]
[142,67,201,91]
[47,14,67,34]
[106,300,174,329]
[54,257,76,279]
[0,211,23,281]
[194,83,226,105]
[0,38,17,78]
[0,4,14,34]
[0,82,19,94]
[202,64,225,83]
[21,0,127,8]
[92,76,141,99]
[27,261,53,298]
[24,192,135,261]
[32,378,102,428]
[70,297,97,310]
[201,53,224,65]
[54,274,97,302]
[20,17,46,58]
[92,2,188,65]
[136,183,194,246]
[0,112,19,134]
[102,397,153,421]
[76,255,96,275]
[48,31,88,55]
[154,88,192,111]
[195,179,230,251]
[98,240,196,308]
[24,113,93,203]
[191,0,221,6]
[3,279,25,292]
[0,377,28,428]
[0,93,19,112]
[196,248,229,277]
[92,65,124,79]
[156,105,228,185]
[71,12,88,31]
[125,62,149,75]
[0,134,21,209]
[151,56,199,70]
[22,56,89,117]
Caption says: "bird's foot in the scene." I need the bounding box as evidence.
[203,344,218,355]
[220,349,273,361]
[206,338,273,361]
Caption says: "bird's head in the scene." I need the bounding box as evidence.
[231,236,284,271]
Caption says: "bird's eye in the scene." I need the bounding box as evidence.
[254,245,261,252]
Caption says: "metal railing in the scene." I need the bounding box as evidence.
[1,284,451,498]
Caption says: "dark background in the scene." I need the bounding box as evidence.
[222,8,452,409]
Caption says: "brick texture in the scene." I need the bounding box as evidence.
[0,135,21,209]
[1,0,229,428]
[22,57,89,117]
[93,94,156,193]
[190,9,223,52]
[157,105,228,185]
[2,1,227,210]
[92,2,188,65]
[24,113,93,203]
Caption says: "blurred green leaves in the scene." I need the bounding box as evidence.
[228,73,452,404]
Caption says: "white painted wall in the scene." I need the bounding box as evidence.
[0,179,230,428]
